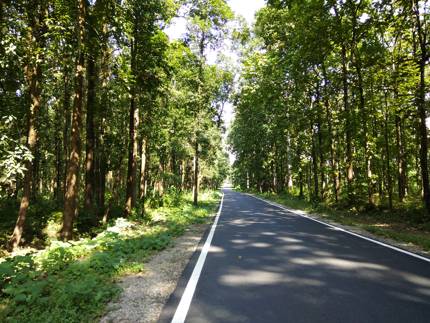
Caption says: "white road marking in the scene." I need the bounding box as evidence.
[247,193,430,264]
[171,193,225,323]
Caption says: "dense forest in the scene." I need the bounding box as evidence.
[230,0,430,218]
[0,0,232,251]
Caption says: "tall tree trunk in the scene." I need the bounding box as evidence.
[32,147,40,200]
[298,147,304,198]
[9,2,45,250]
[55,106,62,204]
[284,132,292,193]
[395,115,407,202]
[322,65,339,203]
[392,56,407,202]
[316,82,325,200]
[84,56,97,210]
[311,124,319,200]
[181,160,186,191]
[355,55,373,206]
[193,32,206,206]
[158,161,165,198]
[412,0,430,213]
[63,71,71,193]
[341,44,353,202]
[193,140,199,206]
[125,92,139,215]
[125,35,139,215]
[139,137,147,206]
[333,5,353,202]
[9,62,42,250]
[384,95,393,210]
[61,0,86,240]
[97,20,110,218]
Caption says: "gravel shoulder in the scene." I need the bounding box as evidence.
[100,221,211,323]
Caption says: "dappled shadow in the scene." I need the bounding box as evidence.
[187,189,430,323]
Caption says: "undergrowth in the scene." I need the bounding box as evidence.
[0,191,221,322]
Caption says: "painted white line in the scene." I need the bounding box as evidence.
[171,193,225,323]
[247,193,430,264]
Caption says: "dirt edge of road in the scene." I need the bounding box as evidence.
[100,220,212,323]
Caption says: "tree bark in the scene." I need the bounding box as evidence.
[97,19,110,218]
[311,124,319,200]
[384,95,393,210]
[322,64,339,203]
[125,93,139,215]
[193,140,199,206]
[55,105,62,204]
[342,44,353,202]
[61,0,86,240]
[355,54,373,206]
[395,114,407,201]
[84,56,97,210]
[9,2,45,250]
[9,62,42,250]
[63,71,71,195]
[139,137,147,208]
[411,0,430,213]
[333,4,353,203]
[125,33,139,215]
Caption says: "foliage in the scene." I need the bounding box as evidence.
[0,191,221,322]
[230,0,430,217]
[0,117,32,197]
[1,0,231,249]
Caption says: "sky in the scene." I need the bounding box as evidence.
[165,0,265,41]
[165,0,266,164]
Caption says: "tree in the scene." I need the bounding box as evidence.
[0,0,232,250]
[185,0,233,205]
[231,0,430,217]
[8,0,47,250]
[61,0,87,240]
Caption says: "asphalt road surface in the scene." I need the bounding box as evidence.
[161,189,430,323]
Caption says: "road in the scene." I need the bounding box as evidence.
[161,189,430,323]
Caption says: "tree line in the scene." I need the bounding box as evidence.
[0,0,233,250]
[230,0,430,216]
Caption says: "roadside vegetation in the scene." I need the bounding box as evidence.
[252,190,430,253]
[0,191,221,322]
[230,0,430,253]
[1,0,231,252]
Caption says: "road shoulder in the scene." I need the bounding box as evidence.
[248,193,430,261]
[100,221,212,323]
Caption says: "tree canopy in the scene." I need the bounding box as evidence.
[230,0,430,217]
[1,0,232,249]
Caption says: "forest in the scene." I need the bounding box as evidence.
[1,0,232,252]
[230,0,430,223]
[0,0,234,320]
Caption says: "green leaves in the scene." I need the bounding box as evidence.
[0,117,33,196]
[231,0,430,212]
[0,191,220,322]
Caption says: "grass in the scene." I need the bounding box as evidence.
[252,191,430,253]
[0,190,221,323]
